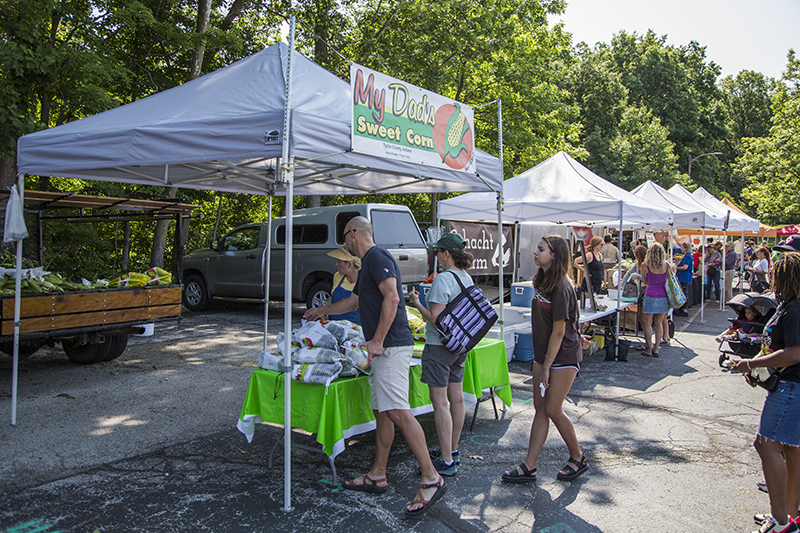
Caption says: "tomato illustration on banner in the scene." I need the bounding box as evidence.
[433,103,474,170]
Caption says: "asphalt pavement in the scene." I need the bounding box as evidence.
[0,295,775,532]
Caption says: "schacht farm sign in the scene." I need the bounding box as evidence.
[350,64,476,174]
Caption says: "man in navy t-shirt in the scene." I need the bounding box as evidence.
[304,216,446,517]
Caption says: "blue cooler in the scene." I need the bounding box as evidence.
[417,283,432,308]
[513,331,534,362]
[510,282,535,307]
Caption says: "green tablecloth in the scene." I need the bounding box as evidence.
[238,338,511,458]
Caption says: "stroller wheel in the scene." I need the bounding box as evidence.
[718,353,728,368]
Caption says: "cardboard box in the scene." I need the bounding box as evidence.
[621,305,639,334]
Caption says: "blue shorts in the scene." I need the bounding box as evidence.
[643,295,669,314]
[758,380,800,446]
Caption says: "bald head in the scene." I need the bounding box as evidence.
[347,216,373,236]
[344,216,374,257]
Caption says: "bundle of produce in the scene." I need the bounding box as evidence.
[290,361,343,390]
[261,318,370,378]
[258,350,283,372]
[294,346,346,365]
[321,320,365,345]
[293,321,340,350]
[108,272,149,288]
[406,306,426,341]
[146,267,172,285]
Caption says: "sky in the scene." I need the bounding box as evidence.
[553,0,800,80]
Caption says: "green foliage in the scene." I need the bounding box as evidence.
[740,51,800,225]
[568,31,726,190]
[605,105,678,189]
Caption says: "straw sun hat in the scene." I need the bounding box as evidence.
[327,246,361,269]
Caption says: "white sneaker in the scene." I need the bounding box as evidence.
[752,516,799,533]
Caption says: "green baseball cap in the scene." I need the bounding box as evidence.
[428,232,467,254]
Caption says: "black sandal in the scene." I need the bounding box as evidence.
[557,456,589,481]
[502,463,537,483]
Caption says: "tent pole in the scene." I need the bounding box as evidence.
[740,228,745,294]
[263,193,273,352]
[11,174,25,426]
[721,229,727,310]
[281,15,296,514]
[721,210,729,311]
[615,202,622,359]
[497,193,504,337]
[497,99,504,336]
[701,228,705,323]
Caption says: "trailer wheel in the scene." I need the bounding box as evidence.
[63,338,112,364]
[103,334,129,362]
[183,275,210,311]
[1,340,41,358]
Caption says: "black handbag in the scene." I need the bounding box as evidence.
[750,367,782,392]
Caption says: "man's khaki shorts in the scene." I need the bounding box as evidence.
[369,345,413,412]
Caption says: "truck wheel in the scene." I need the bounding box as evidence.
[103,334,129,362]
[183,275,210,311]
[306,281,332,310]
[63,339,112,365]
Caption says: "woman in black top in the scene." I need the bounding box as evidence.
[502,235,590,484]
[733,252,800,531]
[573,236,604,294]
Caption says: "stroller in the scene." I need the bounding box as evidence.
[717,292,778,367]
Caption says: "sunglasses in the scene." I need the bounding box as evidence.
[343,228,356,239]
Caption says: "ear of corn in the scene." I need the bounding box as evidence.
[442,103,469,162]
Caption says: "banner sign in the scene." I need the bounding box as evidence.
[350,63,476,174]
[447,222,514,275]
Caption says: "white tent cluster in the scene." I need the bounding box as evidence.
[11,29,766,511]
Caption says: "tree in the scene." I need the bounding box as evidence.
[0,0,124,188]
[715,70,775,204]
[740,50,800,225]
[597,31,725,190]
[605,105,678,189]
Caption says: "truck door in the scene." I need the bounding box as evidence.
[370,209,428,285]
[206,226,265,297]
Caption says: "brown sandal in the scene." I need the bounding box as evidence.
[404,476,447,518]
[343,473,388,494]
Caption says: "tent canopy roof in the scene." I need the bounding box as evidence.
[631,180,726,229]
[691,187,761,233]
[17,43,501,197]
[438,151,672,226]
[721,198,777,237]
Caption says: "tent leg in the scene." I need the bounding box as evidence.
[11,174,25,426]
[701,229,705,323]
[281,15,296,514]
[264,194,273,352]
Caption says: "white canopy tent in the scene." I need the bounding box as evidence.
[692,187,760,234]
[438,151,673,360]
[670,184,761,311]
[14,30,502,512]
[438,151,673,227]
[631,181,726,321]
[691,187,761,308]
[630,181,726,230]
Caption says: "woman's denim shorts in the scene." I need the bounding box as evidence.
[758,380,800,446]
[643,295,670,314]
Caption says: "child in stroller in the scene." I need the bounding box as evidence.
[717,292,778,367]
[715,306,761,343]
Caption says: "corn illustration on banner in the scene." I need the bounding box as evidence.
[350,63,476,174]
